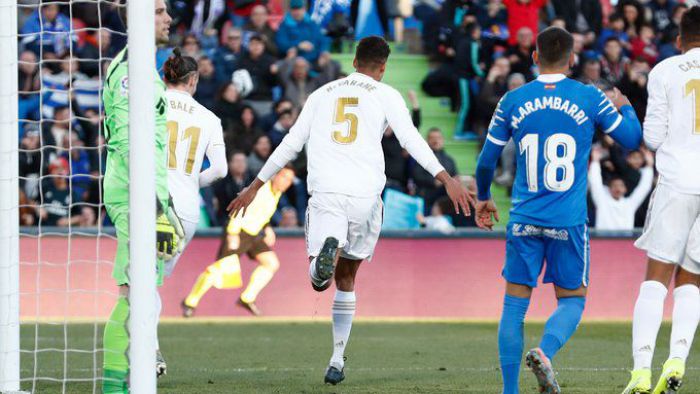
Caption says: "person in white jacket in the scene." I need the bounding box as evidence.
[588,146,653,231]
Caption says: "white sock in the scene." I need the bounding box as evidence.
[632,281,668,370]
[331,290,356,368]
[669,284,700,361]
[155,291,162,351]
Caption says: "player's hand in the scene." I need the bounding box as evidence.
[642,148,655,167]
[443,175,474,216]
[610,87,632,109]
[475,199,499,231]
[156,213,180,260]
[263,226,276,247]
[227,179,264,218]
[227,233,240,251]
[591,145,602,162]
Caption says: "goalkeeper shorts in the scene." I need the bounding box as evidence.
[106,202,164,286]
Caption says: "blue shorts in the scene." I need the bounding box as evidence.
[503,223,590,290]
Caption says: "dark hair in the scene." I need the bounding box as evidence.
[278,109,294,118]
[604,36,621,46]
[680,6,700,45]
[608,12,623,23]
[536,27,574,68]
[249,34,265,44]
[355,36,391,69]
[228,149,246,161]
[163,47,198,85]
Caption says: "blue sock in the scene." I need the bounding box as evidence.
[539,296,586,360]
[498,294,530,394]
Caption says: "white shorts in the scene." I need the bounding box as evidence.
[634,183,700,274]
[163,218,198,277]
[305,192,383,261]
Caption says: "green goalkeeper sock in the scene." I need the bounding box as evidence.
[103,296,129,394]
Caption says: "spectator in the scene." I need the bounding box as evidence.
[39,158,88,227]
[185,0,226,39]
[451,175,477,227]
[77,29,115,77]
[659,4,687,59]
[276,0,329,64]
[247,134,272,176]
[619,0,646,39]
[503,0,546,46]
[476,56,510,135]
[493,73,525,188]
[310,0,352,51]
[454,22,485,137]
[631,24,659,66]
[181,34,203,58]
[383,90,421,192]
[260,99,294,132]
[578,58,604,86]
[412,128,458,213]
[236,35,278,111]
[267,109,295,148]
[213,151,252,223]
[589,147,653,231]
[214,27,244,83]
[597,13,630,52]
[550,0,602,34]
[649,0,677,33]
[278,206,301,228]
[225,105,262,154]
[618,57,650,120]
[20,3,76,56]
[599,38,630,85]
[18,126,43,201]
[213,82,244,133]
[279,56,335,109]
[61,132,92,200]
[417,197,456,233]
[506,26,535,81]
[243,5,279,57]
[193,56,219,110]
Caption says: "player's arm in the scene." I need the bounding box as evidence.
[641,67,668,151]
[227,94,315,216]
[594,87,642,150]
[385,89,473,215]
[199,120,227,188]
[474,96,511,230]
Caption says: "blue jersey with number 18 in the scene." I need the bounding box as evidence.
[486,74,640,227]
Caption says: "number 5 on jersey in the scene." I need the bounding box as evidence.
[332,97,359,144]
[167,120,201,175]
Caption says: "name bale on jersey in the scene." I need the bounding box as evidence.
[169,99,195,114]
[511,96,589,129]
[678,59,700,72]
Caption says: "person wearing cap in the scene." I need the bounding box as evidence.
[276,0,329,64]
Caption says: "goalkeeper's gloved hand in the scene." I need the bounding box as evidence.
[166,198,185,255]
[156,213,179,260]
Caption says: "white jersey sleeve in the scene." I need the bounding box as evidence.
[646,48,700,194]
[381,87,444,177]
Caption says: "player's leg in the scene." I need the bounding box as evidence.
[325,257,361,385]
[324,195,382,385]
[182,232,243,316]
[103,204,130,394]
[306,193,349,291]
[536,284,587,362]
[499,223,543,394]
[239,246,280,315]
[629,186,698,393]
[652,232,700,394]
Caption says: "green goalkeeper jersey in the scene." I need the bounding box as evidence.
[103,47,169,208]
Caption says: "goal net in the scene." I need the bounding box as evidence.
[1,1,158,392]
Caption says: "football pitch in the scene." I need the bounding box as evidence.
[19,321,700,393]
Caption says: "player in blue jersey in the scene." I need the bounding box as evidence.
[474,27,643,394]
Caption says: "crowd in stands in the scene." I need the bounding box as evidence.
[15,0,695,231]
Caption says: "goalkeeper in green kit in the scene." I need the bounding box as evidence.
[101,1,182,392]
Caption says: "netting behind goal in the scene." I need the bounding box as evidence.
[3,1,127,392]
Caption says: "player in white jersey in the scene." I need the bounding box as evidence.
[624,7,700,394]
[228,36,473,385]
[157,49,227,375]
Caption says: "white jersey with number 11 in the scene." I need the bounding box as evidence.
[164,89,226,223]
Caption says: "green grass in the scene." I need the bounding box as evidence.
[19,321,699,393]
[332,53,512,225]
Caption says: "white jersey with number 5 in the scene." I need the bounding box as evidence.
[644,47,700,194]
[261,72,444,196]
[165,89,226,223]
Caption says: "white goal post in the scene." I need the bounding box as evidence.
[0,0,158,392]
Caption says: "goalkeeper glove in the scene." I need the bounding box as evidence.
[156,213,179,260]
[166,198,185,255]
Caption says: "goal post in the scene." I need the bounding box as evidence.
[126,0,158,392]
[0,0,21,392]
